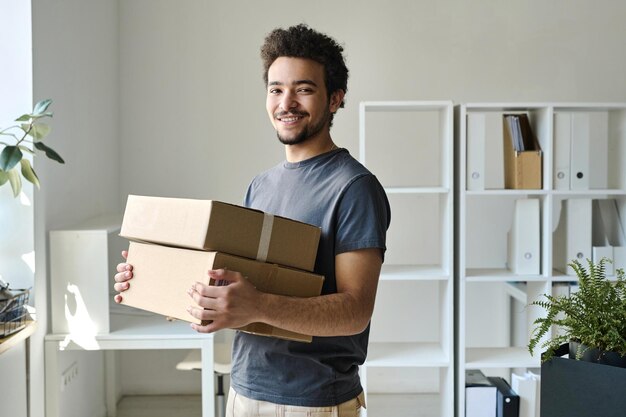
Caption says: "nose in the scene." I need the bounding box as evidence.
[279,91,298,111]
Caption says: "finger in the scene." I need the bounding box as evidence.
[190,281,221,298]
[187,304,218,320]
[114,270,133,283]
[208,268,243,283]
[116,262,133,273]
[121,250,128,260]
[114,281,130,292]
[114,294,123,304]
[191,322,219,334]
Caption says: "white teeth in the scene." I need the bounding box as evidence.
[281,117,300,122]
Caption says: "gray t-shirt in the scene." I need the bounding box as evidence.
[230,148,391,407]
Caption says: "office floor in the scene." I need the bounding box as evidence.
[116,395,201,417]
[116,394,439,417]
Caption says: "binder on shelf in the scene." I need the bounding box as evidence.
[554,199,592,275]
[467,113,505,190]
[597,198,626,271]
[466,369,497,417]
[467,113,486,191]
[508,198,540,275]
[511,371,540,417]
[487,376,520,417]
[570,113,591,190]
[592,199,615,275]
[503,114,542,190]
[553,111,609,191]
[553,112,571,190]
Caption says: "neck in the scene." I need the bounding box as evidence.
[285,134,338,163]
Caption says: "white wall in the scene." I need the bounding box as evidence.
[25,0,626,413]
[0,1,32,416]
[32,0,121,416]
[119,0,626,206]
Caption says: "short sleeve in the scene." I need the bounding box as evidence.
[335,174,391,256]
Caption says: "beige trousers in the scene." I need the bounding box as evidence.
[225,388,366,417]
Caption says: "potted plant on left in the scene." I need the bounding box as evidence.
[0,99,65,197]
[1,99,64,337]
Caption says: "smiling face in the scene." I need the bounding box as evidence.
[266,57,342,146]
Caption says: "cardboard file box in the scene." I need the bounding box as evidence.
[503,114,542,189]
[120,195,321,272]
[121,241,324,342]
[541,344,626,417]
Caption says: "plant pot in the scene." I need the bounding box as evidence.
[569,341,626,369]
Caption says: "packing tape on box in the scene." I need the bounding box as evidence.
[256,212,274,262]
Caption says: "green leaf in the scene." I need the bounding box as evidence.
[8,167,21,197]
[28,123,51,140]
[34,141,65,164]
[33,99,52,115]
[0,146,23,171]
[20,159,40,188]
[15,114,31,122]
[0,170,8,186]
[18,145,35,155]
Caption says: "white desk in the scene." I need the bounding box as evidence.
[45,311,214,417]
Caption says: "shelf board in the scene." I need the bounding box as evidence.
[366,342,449,367]
[465,347,540,368]
[552,189,626,196]
[46,308,211,350]
[361,101,452,112]
[464,268,546,282]
[384,187,449,194]
[381,265,449,281]
[465,189,548,196]
[0,320,37,355]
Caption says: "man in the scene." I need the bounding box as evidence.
[114,24,390,417]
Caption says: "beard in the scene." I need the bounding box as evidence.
[275,106,332,145]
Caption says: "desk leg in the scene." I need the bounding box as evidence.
[104,350,117,417]
[44,341,60,417]
[201,338,215,417]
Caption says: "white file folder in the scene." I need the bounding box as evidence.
[598,199,626,271]
[467,113,504,190]
[566,198,592,274]
[588,111,609,189]
[512,372,540,417]
[592,199,615,275]
[467,113,486,191]
[553,112,571,190]
[508,199,540,275]
[570,113,591,190]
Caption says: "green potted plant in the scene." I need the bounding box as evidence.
[528,257,626,366]
[0,99,64,197]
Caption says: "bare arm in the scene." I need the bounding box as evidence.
[187,248,383,336]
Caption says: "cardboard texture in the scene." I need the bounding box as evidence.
[121,241,324,343]
[541,345,626,417]
[120,195,321,272]
[502,114,542,189]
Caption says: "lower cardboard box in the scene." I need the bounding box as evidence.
[541,344,626,417]
[122,241,324,343]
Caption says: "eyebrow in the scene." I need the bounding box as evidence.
[268,79,319,87]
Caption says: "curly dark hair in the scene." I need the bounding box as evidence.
[260,24,349,110]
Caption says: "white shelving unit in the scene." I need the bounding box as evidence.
[359,101,454,417]
[456,103,626,417]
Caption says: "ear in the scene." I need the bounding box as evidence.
[329,89,345,113]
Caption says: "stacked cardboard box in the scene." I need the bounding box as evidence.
[119,195,324,342]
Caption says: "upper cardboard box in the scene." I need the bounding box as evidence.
[120,195,321,272]
[122,241,324,343]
